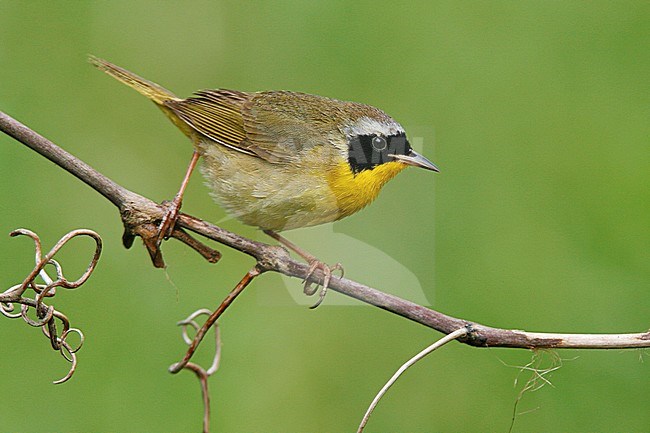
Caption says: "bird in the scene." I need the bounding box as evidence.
[90,56,438,307]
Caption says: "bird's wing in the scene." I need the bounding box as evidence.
[165,89,300,163]
[241,91,342,163]
[164,89,258,157]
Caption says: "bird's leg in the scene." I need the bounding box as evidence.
[263,229,344,309]
[156,150,201,248]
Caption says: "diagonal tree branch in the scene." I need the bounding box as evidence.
[2,110,649,350]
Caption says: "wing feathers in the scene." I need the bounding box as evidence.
[166,90,331,163]
[165,90,257,156]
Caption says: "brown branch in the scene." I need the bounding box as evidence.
[2,110,649,350]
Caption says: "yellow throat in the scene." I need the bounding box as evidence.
[327,161,408,219]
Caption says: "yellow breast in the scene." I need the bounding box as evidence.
[326,161,407,219]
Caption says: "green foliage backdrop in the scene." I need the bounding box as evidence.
[1,1,648,432]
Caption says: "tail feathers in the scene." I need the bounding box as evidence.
[89,55,177,104]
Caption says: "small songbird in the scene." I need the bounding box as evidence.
[90,56,438,307]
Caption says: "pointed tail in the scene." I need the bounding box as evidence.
[89,55,178,104]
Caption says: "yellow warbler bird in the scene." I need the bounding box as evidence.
[90,56,438,306]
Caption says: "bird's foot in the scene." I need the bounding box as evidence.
[155,197,183,248]
[262,230,345,308]
[155,150,201,250]
[303,261,344,309]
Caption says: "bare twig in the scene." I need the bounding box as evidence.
[169,266,261,374]
[175,309,223,433]
[1,111,649,351]
[356,327,469,433]
[1,228,102,383]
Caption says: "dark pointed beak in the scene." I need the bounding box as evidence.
[390,151,440,172]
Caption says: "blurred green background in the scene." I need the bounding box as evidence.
[1,1,648,432]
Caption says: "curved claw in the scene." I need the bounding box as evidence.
[303,261,344,309]
[155,199,181,247]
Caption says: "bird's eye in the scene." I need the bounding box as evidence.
[372,136,387,151]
